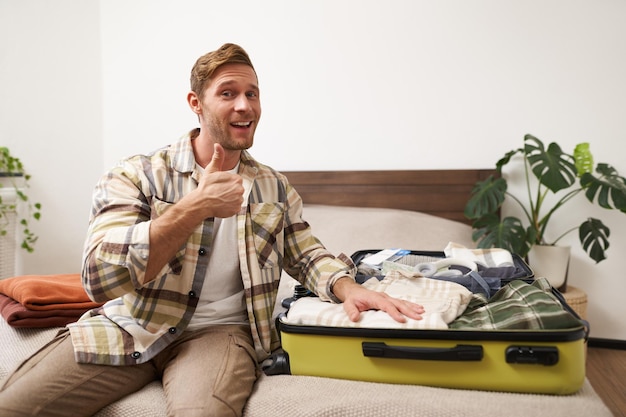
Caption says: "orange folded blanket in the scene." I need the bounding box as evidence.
[0,273,103,311]
[0,293,87,328]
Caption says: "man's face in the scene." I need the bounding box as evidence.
[197,63,261,151]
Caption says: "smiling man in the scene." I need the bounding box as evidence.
[0,43,424,417]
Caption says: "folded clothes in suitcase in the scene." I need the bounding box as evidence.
[274,274,588,395]
[352,244,534,297]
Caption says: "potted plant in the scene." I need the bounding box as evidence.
[463,134,626,287]
[0,146,41,253]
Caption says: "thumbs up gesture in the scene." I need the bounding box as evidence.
[197,143,244,218]
[205,142,227,173]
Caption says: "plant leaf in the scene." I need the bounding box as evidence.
[464,176,507,220]
[0,147,41,252]
[524,134,577,193]
[573,143,593,176]
[471,214,531,257]
[579,217,610,263]
[495,148,523,174]
[581,164,626,211]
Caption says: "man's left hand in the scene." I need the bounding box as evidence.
[332,277,425,322]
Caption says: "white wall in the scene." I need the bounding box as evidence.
[2,0,625,340]
[0,0,103,275]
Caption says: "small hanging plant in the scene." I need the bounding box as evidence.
[0,146,42,252]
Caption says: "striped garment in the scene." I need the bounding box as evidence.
[450,278,583,330]
[68,131,355,365]
[285,271,473,330]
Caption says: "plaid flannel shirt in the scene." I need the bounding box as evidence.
[450,278,583,330]
[68,131,355,365]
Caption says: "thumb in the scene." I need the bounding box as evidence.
[343,301,362,322]
[205,143,225,173]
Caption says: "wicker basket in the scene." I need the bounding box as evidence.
[562,286,588,320]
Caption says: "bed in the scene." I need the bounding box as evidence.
[0,169,612,416]
[282,169,493,225]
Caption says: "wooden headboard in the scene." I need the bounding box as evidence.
[282,169,496,225]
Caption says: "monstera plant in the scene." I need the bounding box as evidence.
[464,134,626,264]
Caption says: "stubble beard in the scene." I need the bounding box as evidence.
[207,117,255,151]
[219,135,254,151]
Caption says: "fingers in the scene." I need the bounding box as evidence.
[396,299,425,320]
[343,292,425,323]
[196,143,245,218]
[343,302,362,322]
[379,304,408,323]
[376,297,423,323]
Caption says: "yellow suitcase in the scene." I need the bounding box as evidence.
[275,279,588,395]
[277,320,586,395]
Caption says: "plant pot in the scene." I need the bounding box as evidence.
[527,245,570,292]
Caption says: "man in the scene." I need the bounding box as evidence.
[0,43,424,417]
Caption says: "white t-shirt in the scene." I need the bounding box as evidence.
[187,163,251,331]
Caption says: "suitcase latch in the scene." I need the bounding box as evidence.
[505,346,559,366]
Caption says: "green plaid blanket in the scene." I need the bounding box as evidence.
[450,277,583,330]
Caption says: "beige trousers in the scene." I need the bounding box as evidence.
[0,324,259,417]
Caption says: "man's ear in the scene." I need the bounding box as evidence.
[187,91,202,114]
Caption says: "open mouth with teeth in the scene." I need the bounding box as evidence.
[231,121,252,128]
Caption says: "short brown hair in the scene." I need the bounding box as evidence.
[190,43,256,99]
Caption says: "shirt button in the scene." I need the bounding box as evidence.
[189,290,196,298]
[131,351,141,359]
[198,248,207,256]
[169,327,177,334]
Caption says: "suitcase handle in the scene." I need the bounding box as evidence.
[362,342,483,361]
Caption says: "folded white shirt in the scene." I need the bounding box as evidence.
[284,270,473,330]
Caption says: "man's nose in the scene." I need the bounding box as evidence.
[234,95,252,112]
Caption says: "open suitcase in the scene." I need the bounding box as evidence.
[272,249,588,395]
[352,248,535,297]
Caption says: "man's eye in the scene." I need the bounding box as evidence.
[246,91,258,98]
[221,91,233,98]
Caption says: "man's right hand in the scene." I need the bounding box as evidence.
[144,143,244,283]
[196,143,244,219]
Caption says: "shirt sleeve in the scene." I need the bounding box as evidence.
[81,160,168,303]
[281,181,357,303]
